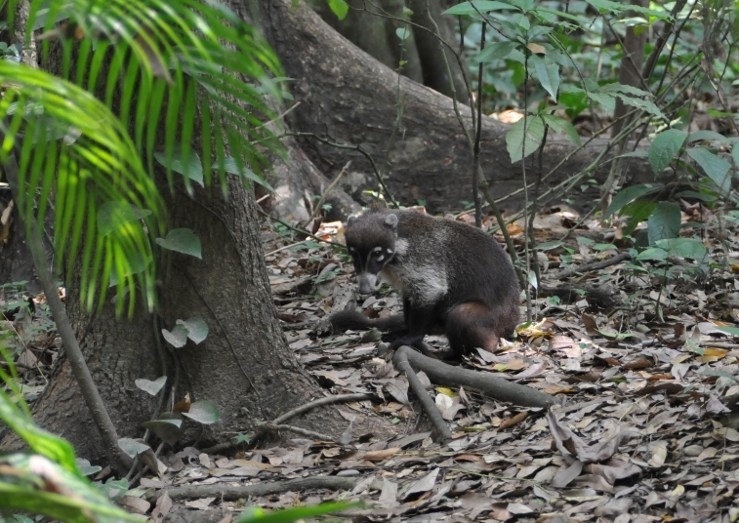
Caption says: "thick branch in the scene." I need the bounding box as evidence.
[393,347,452,441]
[398,346,557,409]
[152,476,359,501]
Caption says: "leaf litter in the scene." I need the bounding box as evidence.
[252,204,739,522]
[4,203,739,522]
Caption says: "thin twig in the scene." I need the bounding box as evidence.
[258,207,344,248]
[283,132,399,208]
[4,152,127,474]
[272,393,377,425]
[472,22,486,228]
[258,423,333,441]
[303,160,352,226]
[555,252,632,279]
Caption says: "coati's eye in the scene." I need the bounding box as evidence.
[371,246,386,262]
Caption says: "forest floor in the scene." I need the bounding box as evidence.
[254,203,739,523]
[6,203,739,523]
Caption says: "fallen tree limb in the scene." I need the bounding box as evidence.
[397,346,558,409]
[151,476,359,501]
[539,283,622,309]
[393,347,452,442]
[555,252,632,279]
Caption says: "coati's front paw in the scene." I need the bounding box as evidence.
[388,335,425,351]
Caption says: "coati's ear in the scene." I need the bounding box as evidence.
[347,215,356,225]
[384,214,398,228]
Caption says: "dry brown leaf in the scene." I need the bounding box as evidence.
[527,42,546,54]
[507,502,535,515]
[581,313,599,336]
[363,447,400,461]
[151,491,173,523]
[548,411,637,463]
[585,460,641,483]
[378,478,399,508]
[622,356,652,370]
[551,460,583,488]
[706,395,731,415]
[500,411,528,430]
[696,347,728,363]
[573,473,614,493]
[647,441,668,467]
[173,393,191,413]
[403,468,440,499]
[118,496,151,515]
[185,497,216,510]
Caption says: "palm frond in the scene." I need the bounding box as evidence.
[2,0,285,313]
[0,62,165,314]
[15,0,285,192]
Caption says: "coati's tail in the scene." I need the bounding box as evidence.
[445,301,517,355]
[328,310,406,334]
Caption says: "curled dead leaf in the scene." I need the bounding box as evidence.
[363,447,400,461]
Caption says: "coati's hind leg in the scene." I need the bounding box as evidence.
[445,301,510,356]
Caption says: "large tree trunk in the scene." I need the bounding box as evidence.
[256,0,656,215]
[19,0,388,464]
[313,0,467,102]
[29,177,358,462]
[611,0,649,138]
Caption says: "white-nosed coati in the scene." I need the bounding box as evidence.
[329,206,520,357]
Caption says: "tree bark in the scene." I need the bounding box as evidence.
[408,0,469,101]
[611,0,649,138]
[313,0,470,101]
[315,0,424,85]
[14,0,394,464]
[256,0,656,215]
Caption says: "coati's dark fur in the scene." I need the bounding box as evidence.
[330,207,520,357]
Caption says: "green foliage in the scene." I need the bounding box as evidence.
[686,147,732,195]
[117,438,150,459]
[0,348,137,523]
[155,228,202,259]
[505,115,544,162]
[2,0,284,315]
[327,0,349,20]
[237,502,363,523]
[607,120,737,265]
[648,130,687,176]
[647,202,680,245]
[182,400,221,424]
[134,376,167,396]
[313,267,341,284]
[161,316,209,348]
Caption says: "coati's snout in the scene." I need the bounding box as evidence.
[356,273,378,295]
[345,212,399,295]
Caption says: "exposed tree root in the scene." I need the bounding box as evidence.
[393,347,452,442]
[394,346,558,410]
[201,393,377,454]
[150,476,359,501]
